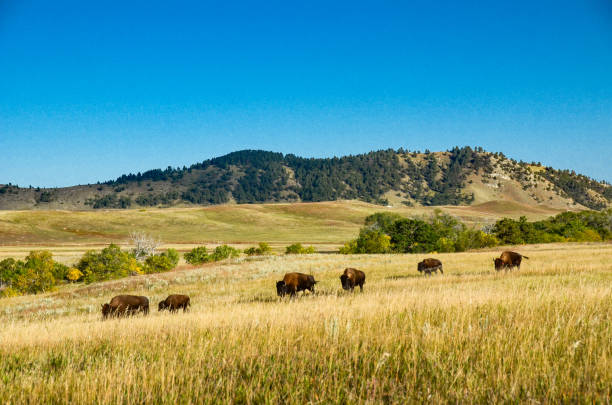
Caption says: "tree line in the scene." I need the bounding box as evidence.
[340,209,612,254]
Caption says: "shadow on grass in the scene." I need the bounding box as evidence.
[236,295,279,304]
[384,274,422,280]
[237,288,344,303]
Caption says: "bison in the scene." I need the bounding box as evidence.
[494,251,528,271]
[158,294,191,313]
[340,268,366,292]
[101,295,149,319]
[276,272,317,297]
[417,258,443,275]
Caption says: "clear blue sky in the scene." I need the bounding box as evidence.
[1,0,611,187]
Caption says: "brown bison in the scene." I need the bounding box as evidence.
[340,268,366,292]
[158,294,191,313]
[417,258,443,275]
[494,251,529,271]
[276,272,317,297]
[101,295,149,319]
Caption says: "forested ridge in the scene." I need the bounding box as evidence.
[1,147,610,210]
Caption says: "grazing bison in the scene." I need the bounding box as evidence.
[101,295,149,319]
[494,251,528,271]
[158,294,190,313]
[276,272,317,297]
[417,258,443,275]
[340,268,366,292]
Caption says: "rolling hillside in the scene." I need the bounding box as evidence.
[1,147,610,210]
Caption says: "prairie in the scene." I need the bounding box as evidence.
[0,242,610,403]
[0,200,564,263]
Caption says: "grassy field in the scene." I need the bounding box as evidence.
[0,200,564,263]
[0,242,610,403]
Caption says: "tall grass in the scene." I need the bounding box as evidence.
[1,243,610,403]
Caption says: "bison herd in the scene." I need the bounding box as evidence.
[101,294,189,319]
[101,250,528,318]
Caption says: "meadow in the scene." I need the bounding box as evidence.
[0,242,610,403]
[0,200,562,263]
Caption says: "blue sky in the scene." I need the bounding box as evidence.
[1,0,611,187]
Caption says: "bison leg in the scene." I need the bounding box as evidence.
[359,283,363,292]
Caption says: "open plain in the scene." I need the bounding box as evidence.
[0,239,610,403]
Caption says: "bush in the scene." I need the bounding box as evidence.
[341,211,498,254]
[163,248,180,267]
[211,245,240,261]
[491,210,612,245]
[245,243,273,256]
[184,246,209,265]
[0,286,19,298]
[339,229,391,254]
[285,243,316,254]
[0,251,64,295]
[0,258,19,287]
[76,244,143,283]
[185,245,240,264]
[144,254,175,274]
[66,268,84,282]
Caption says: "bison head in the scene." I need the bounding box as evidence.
[494,258,504,271]
[339,274,352,290]
[101,303,111,318]
[158,300,168,311]
[417,261,425,273]
[276,281,287,297]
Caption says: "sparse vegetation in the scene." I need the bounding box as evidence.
[184,245,240,265]
[285,243,316,254]
[244,242,272,256]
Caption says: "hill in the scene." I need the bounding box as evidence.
[1,147,610,210]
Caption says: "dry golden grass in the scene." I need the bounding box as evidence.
[1,242,610,403]
[0,200,563,246]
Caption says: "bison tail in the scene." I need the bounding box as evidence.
[522,255,529,260]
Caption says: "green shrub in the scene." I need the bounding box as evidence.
[341,211,498,254]
[0,251,64,295]
[244,247,258,256]
[339,229,391,254]
[185,245,239,264]
[184,246,210,265]
[245,242,272,256]
[144,254,175,274]
[0,258,20,287]
[285,243,316,254]
[211,245,240,261]
[76,244,143,283]
[0,286,19,298]
[257,242,272,255]
[163,248,180,267]
[491,210,612,244]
